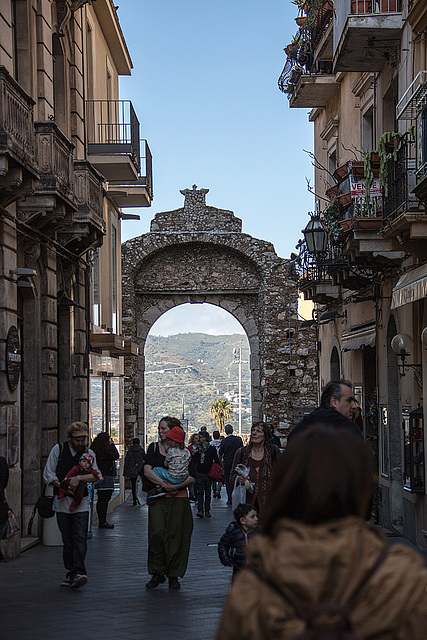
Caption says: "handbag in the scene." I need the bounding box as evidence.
[208,462,224,482]
[27,485,55,536]
[231,477,247,511]
[5,509,19,538]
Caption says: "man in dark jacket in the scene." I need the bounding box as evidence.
[219,424,243,505]
[194,431,219,518]
[289,380,362,442]
[124,438,145,505]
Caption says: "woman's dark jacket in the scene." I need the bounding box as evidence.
[218,522,257,573]
[193,446,219,474]
[93,443,119,477]
[123,444,145,478]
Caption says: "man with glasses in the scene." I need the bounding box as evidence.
[44,422,100,588]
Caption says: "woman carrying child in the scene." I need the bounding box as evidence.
[148,426,191,499]
[143,416,195,590]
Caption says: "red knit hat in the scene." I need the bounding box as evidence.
[167,426,185,443]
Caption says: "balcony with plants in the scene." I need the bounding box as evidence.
[333,0,403,72]
[295,236,343,303]
[278,0,337,108]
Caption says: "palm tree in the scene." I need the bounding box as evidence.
[209,398,233,434]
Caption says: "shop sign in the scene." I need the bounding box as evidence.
[6,326,21,391]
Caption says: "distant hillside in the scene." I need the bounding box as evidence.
[145,333,251,443]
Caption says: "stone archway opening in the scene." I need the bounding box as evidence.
[143,302,252,446]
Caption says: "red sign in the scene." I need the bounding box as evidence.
[350,177,382,198]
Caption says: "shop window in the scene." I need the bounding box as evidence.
[403,407,425,493]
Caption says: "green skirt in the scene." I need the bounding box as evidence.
[147,497,193,577]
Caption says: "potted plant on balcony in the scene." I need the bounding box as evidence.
[322,203,341,240]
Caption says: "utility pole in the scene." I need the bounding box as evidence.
[233,346,248,437]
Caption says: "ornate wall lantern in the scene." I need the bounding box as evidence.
[302,215,328,255]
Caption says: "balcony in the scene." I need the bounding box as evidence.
[333,0,403,72]
[289,66,338,108]
[86,100,140,181]
[298,245,342,303]
[0,66,38,206]
[16,121,76,227]
[107,140,153,208]
[57,161,106,254]
[381,137,427,257]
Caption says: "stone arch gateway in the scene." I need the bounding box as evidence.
[122,186,317,443]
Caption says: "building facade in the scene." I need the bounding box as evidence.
[281,0,427,545]
[0,0,151,559]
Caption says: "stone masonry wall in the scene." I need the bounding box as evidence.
[122,187,318,444]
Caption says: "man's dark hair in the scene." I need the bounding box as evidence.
[225,424,233,435]
[233,503,254,522]
[132,438,140,445]
[198,431,209,441]
[262,424,374,534]
[320,380,352,407]
[212,430,220,439]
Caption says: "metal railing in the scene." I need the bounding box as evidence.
[350,0,401,13]
[140,140,153,199]
[383,138,424,222]
[298,242,347,288]
[86,100,140,173]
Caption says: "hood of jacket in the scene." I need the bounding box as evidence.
[224,517,427,639]
[129,444,144,453]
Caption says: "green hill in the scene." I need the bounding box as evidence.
[145,333,251,443]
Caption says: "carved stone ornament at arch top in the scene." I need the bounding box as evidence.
[121,187,318,442]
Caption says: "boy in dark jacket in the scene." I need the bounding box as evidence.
[218,503,259,577]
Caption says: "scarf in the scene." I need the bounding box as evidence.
[199,441,210,464]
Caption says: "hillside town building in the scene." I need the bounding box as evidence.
[280,0,427,545]
[0,0,152,559]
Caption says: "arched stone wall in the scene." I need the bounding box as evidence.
[122,187,317,443]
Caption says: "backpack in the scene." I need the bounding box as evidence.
[247,547,389,640]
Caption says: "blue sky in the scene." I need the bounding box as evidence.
[117,1,314,336]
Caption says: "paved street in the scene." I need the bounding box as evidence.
[2,491,427,640]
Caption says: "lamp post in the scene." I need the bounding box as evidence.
[302,215,328,255]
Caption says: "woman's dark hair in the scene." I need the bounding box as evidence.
[158,416,183,430]
[198,431,208,441]
[91,431,111,453]
[262,424,374,534]
[212,430,220,440]
[251,421,272,444]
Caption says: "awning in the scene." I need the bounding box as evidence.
[341,321,376,352]
[391,264,427,309]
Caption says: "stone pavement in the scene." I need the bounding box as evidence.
[1,491,233,640]
[2,492,427,640]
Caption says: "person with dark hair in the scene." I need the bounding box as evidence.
[210,430,223,498]
[194,430,220,518]
[143,416,195,590]
[123,437,145,506]
[91,431,120,529]
[219,424,243,505]
[288,379,361,442]
[218,503,259,577]
[216,425,427,640]
[229,422,280,514]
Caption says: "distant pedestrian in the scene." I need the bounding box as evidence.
[218,503,259,578]
[123,438,145,505]
[200,426,211,441]
[187,433,200,502]
[288,380,361,442]
[43,422,100,588]
[219,425,243,505]
[194,430,219,518]
[91,432,120,529]
[210,430,222,498]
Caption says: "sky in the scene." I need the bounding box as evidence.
[117,1,314,336]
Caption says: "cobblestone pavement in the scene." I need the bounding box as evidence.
[2,491,427,640]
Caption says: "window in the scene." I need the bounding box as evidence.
[93,248,100,326]
[362,106,374,153]
[330,346,340,380]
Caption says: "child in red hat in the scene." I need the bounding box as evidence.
[148,426,191,501]
[58,453,103,512]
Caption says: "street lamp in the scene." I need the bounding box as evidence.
[302,215,328,255]
[232,347,248,437]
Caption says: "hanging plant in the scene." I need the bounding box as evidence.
[322,204,341,240]
[363,150,380,213]
[377,131,402,198]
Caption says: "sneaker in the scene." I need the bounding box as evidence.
[169,576,180,589]
[146,573,166,589]
[205,511,212,518]
[196,512,204,518]
[147,488,166,501]
[98,522,114,529]
[70,574,88,589]
[60,576,71,587]
[226,500,232,506]
[189,493,196,502]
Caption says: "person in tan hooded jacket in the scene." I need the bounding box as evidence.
[216,424,427,640]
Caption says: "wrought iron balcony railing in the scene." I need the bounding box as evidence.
[382,137,424,222]
[86,100,140,174]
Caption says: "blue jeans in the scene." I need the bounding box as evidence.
[152,466,186,485]
[56,511,89,578]
[195,472,212,513]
